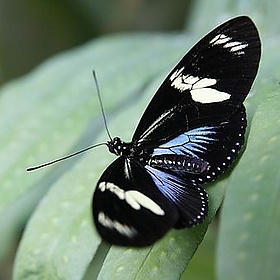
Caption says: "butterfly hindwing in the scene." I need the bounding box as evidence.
[151,105,247,184]
[145,165,209,228]
[144,106,246,228]
[92,157,178,247]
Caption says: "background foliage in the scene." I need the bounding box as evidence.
[0,0,279,279]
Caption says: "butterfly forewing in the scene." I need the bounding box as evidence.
[132,16,261,146]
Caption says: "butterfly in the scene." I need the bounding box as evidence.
[92,16,261,247]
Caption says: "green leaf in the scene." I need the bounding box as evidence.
[186,0,280,278]
[6,32,221,280]
[0,34,184,261]
[216,34,280,280]
[5,19,233,277]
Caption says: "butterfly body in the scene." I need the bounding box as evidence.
[92,16,261,246]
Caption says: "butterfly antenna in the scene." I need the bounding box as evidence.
[92,71,112,141]
[27,71,111,172]
[26,142,107,172]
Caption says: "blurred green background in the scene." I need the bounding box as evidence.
[0,0,191,84]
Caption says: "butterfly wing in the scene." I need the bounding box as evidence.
[132,16,261,146]
[147,105,246,227]
[151,105,247,184]
[92,157,179,247]
[145,165,209,228]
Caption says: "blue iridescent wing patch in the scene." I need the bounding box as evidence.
[150,106,247,185]
[152,126,219,157]
[145,165,208,228]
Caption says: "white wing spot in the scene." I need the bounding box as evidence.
[191,88,230,103]
[210,34,231,45]
[170,67,184,81]
[169,67,230,103]
[99,182,165,216]
[98,212,137,237]
[125,190,165,215]
[210,33,248,54]
[192,78,217,89]
[99,182,125,199]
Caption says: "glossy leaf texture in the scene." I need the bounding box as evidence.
[10,30,227,278]
[7,32,216,279]
[216,44,280,280]
[2,34,192,276]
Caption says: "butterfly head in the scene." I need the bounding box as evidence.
[107,137,133,157]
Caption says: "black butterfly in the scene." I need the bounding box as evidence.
[92,16,261,247]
